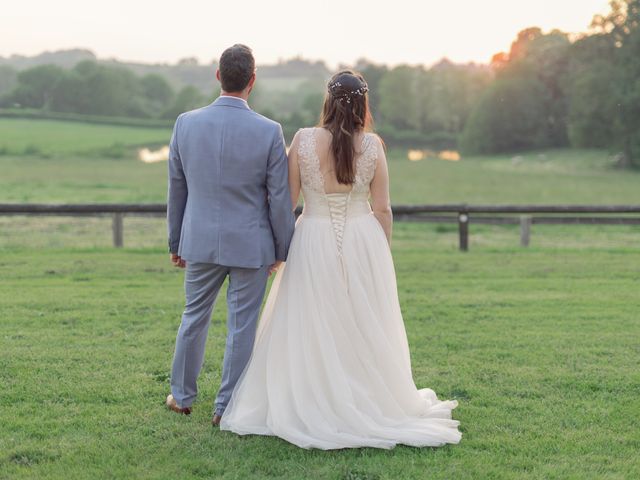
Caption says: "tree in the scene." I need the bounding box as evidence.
[461,28,572,154]
[591,0,640,165]
[522,31,572,146]
[162,86,205,119]
[378,66,421,131]
[376,62,490,148]
[49,72,90,113]
[507,27,544,62]
[7,64,67,108]
[460,74,551,154]
[141,74,174,104]
[298,88,324,127]
[567,34,617,148]
[140,74,175,117]
[75,62,144,117]
[177,57,199,66]
[0,66,17,97]
[420,61,491,136]
[355,59,388,120]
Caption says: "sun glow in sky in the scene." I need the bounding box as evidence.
[1,0,611,67]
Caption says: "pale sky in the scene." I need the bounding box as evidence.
[1,0,611,67]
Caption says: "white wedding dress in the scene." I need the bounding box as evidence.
[220,128,461,449]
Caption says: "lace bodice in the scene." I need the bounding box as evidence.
[296,128,378,257]
[297,127,378,196]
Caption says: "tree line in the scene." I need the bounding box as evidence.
[1,0,638,165]
[461,0,640,167]
[0,60,205,120]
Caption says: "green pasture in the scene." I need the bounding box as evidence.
[1,243,639,479]
[1,116,639,479]
[5,149,638,204]
[1,118,640,205]
[0,118,171,157]
[388,148,640,205]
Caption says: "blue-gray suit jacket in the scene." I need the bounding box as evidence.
[167,96,295,268]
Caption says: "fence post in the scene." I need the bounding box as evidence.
[112,213,124,248]
[520,215,532,247]
[458,212,469,251]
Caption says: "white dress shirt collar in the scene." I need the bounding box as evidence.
[218,95,248,106]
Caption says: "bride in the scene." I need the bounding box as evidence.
[220,70,462,449]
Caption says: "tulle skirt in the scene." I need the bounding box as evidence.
[220,212,461,449]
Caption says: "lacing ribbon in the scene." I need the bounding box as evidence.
[327,192,351,291]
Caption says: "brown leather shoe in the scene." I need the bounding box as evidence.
[166,394,192,415]
[211,414,222,426]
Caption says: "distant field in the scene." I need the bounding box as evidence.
[1,117,639,205]
[1,117,640,204]
[1,117,639,249]
[0,118,171,157]
[386,148,640,205]
[2,149,640,204]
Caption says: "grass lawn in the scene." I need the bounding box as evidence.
[1,117,639,478]
[0,118,171,157]
[1,241,639,479]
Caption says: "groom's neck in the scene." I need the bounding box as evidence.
[220,90,250,101]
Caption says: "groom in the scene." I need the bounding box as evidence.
[165,44,295,426]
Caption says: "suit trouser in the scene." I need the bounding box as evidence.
[170,262,269,415]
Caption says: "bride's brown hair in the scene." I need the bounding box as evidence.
[319,70,374,185]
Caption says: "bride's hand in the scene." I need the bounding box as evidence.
[269,260,283,276]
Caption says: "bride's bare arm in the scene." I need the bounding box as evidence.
[287,131,302,211]
[369,137,393,244]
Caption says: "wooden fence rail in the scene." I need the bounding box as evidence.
[1,203,639,251]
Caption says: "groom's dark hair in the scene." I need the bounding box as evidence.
[218,44,255,93]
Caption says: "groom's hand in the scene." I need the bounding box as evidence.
[268,261,283,276]
[170,253,186,268]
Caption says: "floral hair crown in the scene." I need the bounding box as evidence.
[328,75,369,104]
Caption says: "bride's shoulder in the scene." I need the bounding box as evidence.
[363,131,383,145]
[296,126,321,134]
[291,127,318,159]
[294,127,332,146]
[361,132,384,155]
[292,127,316,143]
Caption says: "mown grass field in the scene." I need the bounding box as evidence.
[1,244,639,479]
[1,117,639,478]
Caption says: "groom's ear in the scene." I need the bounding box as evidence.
[247,73,256,93]
[216,69,221,83]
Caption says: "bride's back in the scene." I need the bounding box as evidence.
[295,127,380,197]
[310,127,370,194]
